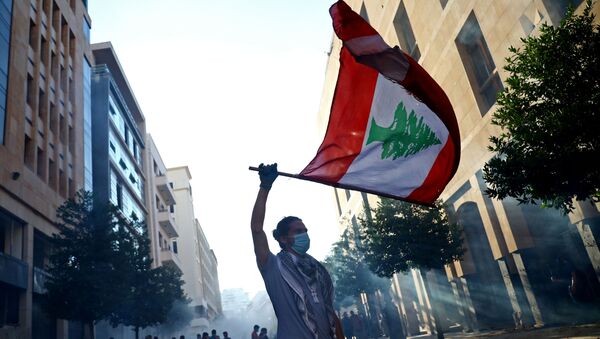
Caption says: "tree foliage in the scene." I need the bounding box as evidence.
[360,198,463,277]
[45,191,188,339]
[483,0,600,213]
[323,225,389,309]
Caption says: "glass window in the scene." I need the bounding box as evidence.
[0,0,11,145]
[83,17,90,45]
[456,12,503,116]
[394,1,420,61]
[360,3,369,23]
[83,57,93,191]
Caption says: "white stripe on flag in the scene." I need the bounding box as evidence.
[344,35,390,56]
[339,74,450,197]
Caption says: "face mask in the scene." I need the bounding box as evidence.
[291,232,310,255]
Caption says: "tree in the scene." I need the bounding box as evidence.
[323,227,389,310]
[360,198,463,275]
[111,263,189,339]
[483,0,600,213]
[45,191,138,339]
[45,191,189,339]
[359,198,463,339]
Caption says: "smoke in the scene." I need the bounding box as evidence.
[208,291,277,338]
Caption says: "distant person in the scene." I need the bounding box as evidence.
[342,312,353,339]
[210,329,220,339]
[258,328,269,339]
[180,336,186,339]
[351,311,366,339]
[251,325,260,339]
[223,331,231,339]
[202,332,210,339]
[251,163,345,338]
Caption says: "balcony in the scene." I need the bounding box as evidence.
[155,175,176,206]
[160,249,182,271]
[157,210,178,238]
[0,252,28,289]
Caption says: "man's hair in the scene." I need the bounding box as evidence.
[223,332,228,336]
[211,330,216,334]
[261,328,267,332]
[254,325,259,330]
[272,216,302,248]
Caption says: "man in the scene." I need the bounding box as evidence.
[210,329,220,339]
[251,163,344,338]
[251,325,260,339]
[341,312,353,339]
[222,331,231,339]
[258,328,269,339]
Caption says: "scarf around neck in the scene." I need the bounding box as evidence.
[277,251,337,339]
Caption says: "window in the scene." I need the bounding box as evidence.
[36,147,46,180]
[29,19,37,48]
[0,282,20,325]
[394,1,420,60]
[24,135,34,168]
[59,115,65,143]
[116,182,123,209]
[109,141,115,152]
[345,189,351,201]
[26,74,35,106]
[59,169,66,197]
[119,158,127,170]
[48,159,56,189]
[360,3,369,23]
[173,240,178,254]
[38,89,46,121]
[456,12,503,116]
[49,104,56,133]
[169,205,175,213]
[40,35,48,64]
[0,0,11,145]
[68,126,74,153]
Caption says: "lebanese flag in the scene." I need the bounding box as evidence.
[299,0,460,205]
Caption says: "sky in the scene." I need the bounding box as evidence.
[88,0,340,297]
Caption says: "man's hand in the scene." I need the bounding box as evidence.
[258,163,278,190]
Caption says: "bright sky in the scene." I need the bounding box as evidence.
[89,0,340,297]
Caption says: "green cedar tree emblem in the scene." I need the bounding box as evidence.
[366,102,441,160]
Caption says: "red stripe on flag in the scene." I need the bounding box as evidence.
[330,1,379,41]
[407,138,457,203]
[299,47,379,181]
[400,53,461,202]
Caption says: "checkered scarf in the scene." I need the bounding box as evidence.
[277,251,337,339]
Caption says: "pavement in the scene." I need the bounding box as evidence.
[404,323,600,339]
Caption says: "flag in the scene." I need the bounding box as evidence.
[299,0,460,205]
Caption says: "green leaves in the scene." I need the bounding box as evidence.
[45,190,188,332]
[484,0,600,213]
[367,102,441,159]
[359,198,463,277]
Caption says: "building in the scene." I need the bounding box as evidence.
[221,288,251,317]
[167,166,222,335]
[319,0,600,335]
[195,219,222,320]
[0,0,92,337]
[144,134,181,270]
[90,42,146,224]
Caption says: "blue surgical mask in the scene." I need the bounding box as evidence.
[291,232,310,255]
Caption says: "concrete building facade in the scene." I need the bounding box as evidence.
[320,0,600,336]
[144,134,181,271]
[90,42,147,225]
[167,166,222,336]
[0,0,92,337]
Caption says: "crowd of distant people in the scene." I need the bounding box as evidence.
[155,324,269,339]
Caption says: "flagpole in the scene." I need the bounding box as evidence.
[247,166,435,207]
[248,166,303,180]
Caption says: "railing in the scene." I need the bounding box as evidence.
[0,252,28,289]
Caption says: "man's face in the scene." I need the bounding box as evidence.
[280,220,308,249]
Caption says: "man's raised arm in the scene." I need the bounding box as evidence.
[251,163,278,269]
